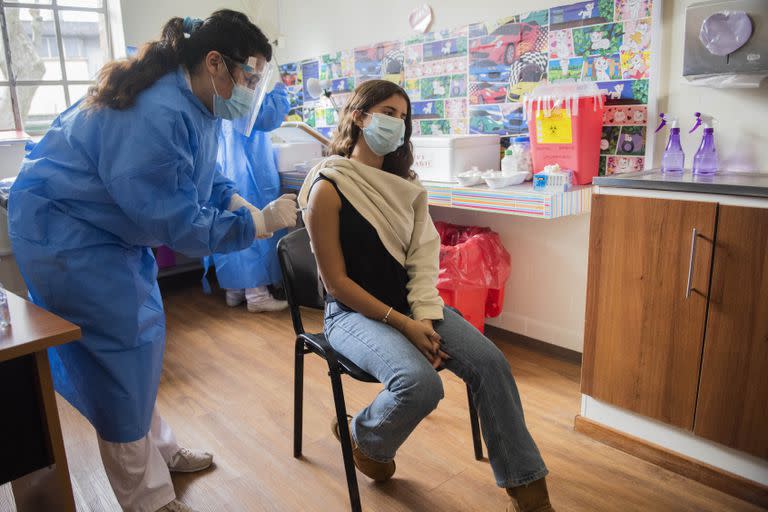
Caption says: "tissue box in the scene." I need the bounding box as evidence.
[412,135,500,183]
[533,170,574,192]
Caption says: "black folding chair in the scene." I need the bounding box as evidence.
[277,228,483,512]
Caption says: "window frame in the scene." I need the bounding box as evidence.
[0,0,119,132]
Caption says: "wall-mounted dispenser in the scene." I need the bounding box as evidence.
[683,0,768,87]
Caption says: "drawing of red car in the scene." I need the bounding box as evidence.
[471,83,507,104]
[470,23,541,65]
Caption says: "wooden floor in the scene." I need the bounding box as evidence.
[1,277,763,512]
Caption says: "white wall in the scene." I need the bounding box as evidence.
[119,1,278,49]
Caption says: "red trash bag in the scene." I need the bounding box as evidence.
[435,221,511,332]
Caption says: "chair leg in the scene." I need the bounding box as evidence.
[466,384,483,461]
[329,368,362,512]
[293,340,305,458]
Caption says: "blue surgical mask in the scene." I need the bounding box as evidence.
[361,112,406,156]
[211,65,255,121]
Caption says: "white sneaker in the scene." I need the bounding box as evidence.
[247,295,289,313]
[156,500,198,512]
[225,289,245,307]
[245,286,288,313]
[167,447,213,473]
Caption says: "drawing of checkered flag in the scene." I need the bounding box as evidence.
[510,51,548,84]
[382,48,405,74]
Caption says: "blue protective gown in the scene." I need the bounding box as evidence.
[210,84,290,290]
[8,68,256,443]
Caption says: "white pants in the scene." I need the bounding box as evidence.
[97,407,179,512]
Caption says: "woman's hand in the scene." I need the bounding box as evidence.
[402,319,449,369]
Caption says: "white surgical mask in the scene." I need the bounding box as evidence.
[211,62,255,121]
[361,112,406,156]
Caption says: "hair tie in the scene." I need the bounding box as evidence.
[182,17,203,35]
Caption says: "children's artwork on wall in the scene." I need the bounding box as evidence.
[282,0,656,175]
[622,18,652,52]
[420,119,452,135]
[469,104,504,134]
[279,63,299,86]
[601,126,620,155]
[616,125,646,155]
[597,79,648,104]
[500,103,528,135]
[548,56,584,81]
[620,51,650,79]
[615,0,652,22]
[572,23,624,56]
[521,10,550,27]
[584,54,622,81]
[320,51,354,81]
[604,105,647,125]
[549,30,576,59]
[445,98,468,119]
[549,1,615,30]
[607,155,645,174]
[300,60,319,103]
[469,82,508,105]
[355,41,404,84]
[413,100,446,119]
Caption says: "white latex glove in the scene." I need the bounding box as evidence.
[228,193,271,239]
[263,193,298,233]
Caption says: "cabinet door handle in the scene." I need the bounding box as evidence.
[685,228,698,299]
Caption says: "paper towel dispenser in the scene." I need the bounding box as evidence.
[683,0,767,85]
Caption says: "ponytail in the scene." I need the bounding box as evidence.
[84,10,271,111]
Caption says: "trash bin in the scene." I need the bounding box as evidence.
[435,222,511,332]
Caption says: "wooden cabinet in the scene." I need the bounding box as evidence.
[582,196,768,458]
[694,206,768,458]
[581,195,717,430]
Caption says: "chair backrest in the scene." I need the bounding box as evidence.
[277,228,324,335]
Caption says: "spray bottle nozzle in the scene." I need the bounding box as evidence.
[656,113,679,133]
[690,112,715,133]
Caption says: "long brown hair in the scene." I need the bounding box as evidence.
[328,80,415,180]
[84,10,271,110]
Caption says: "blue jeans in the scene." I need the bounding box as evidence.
[324,302,548,487]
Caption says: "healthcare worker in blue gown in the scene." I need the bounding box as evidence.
[211,84,291,312]
[7,11,296,512]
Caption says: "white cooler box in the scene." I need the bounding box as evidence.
[412,135,500,183]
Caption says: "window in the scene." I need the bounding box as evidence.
[0,0,120,135]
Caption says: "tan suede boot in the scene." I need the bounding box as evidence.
[331,416,396,482]
[506,478,555,512]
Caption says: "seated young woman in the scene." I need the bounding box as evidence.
[298,79,554,512]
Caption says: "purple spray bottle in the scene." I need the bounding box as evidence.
[655,113,684,173]
[690,112,718,176]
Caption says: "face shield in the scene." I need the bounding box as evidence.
[226,56,275,137]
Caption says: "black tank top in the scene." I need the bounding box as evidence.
[314,175,410,315]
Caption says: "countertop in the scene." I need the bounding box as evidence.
[593,170,768,198]
[0,291,81,363]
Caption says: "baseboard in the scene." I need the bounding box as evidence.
[574,415,768,508]
[485,326,582,365]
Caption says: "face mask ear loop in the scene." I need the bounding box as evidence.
[211,57,236,100]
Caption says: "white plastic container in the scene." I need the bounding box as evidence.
[412,135,500,183]
[271,123,325,172]
[0,131,31,180]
